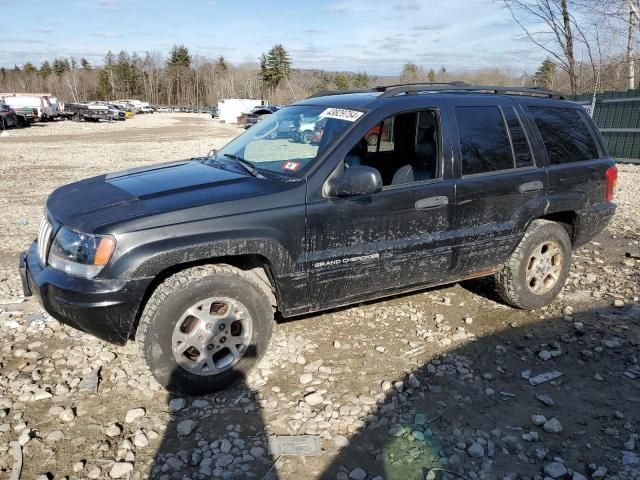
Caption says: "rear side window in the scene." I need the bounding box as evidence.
[456,106,513,175]
[528,107,600,164]
[503,107,534,168]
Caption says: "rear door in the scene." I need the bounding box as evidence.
[521,102,609,210]
[447,96,548,275]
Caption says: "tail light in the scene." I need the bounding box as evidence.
[605,166,618,202]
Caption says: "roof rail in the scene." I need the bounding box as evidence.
[377,83,565,100]
[306,89,372,99]
[373,81,470,92]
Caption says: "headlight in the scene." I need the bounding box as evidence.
[48,227,116,278]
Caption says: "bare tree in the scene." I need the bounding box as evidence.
[502,0,586,94]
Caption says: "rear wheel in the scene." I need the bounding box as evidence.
[495,219,572,309]
[136,264,274,395]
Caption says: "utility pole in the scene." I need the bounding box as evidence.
[628,0,638,89]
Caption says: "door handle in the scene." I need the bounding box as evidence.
[519,181,544,193]
[415,196,449,210]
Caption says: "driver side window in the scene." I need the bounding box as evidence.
[344,109,441,187]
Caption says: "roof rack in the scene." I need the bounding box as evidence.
[305,83,565,100]
[306,89,372,99]
[375,83,564,100]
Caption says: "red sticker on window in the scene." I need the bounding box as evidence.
[282,161,301,171]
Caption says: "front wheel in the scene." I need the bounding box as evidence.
[136,264,274,395]
[494,219,572,309]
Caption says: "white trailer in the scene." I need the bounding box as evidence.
[218,99,263,124]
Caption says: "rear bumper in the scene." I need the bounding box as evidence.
[20,242,151,345]
[574,202,617,247]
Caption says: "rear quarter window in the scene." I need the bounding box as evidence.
[528,106,600,164]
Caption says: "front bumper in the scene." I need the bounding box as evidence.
[20,242,151,344]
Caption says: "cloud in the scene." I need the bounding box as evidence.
[392,1,421,10]
[412,25,445,32]
[93,32,123,38]
[98,0,115,6]
[303,29,327,34]
[33,28,53,34]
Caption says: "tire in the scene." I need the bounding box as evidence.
[301,131,313,144]
[494,219,572,310]
[136,264,274,395]
[366,133,379,146]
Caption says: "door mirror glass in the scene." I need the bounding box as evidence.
[326,165,383,197]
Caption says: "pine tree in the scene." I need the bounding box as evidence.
[400,62,419,83]
[23,63,37,75]
[167,45,191,68]
[427,68,436,82]
[215,56,229,73]
[534,58,557,89]
[39,61,52,78]
[352,71,370,89]
[334,73,350,90]
[80,57,91,70]
[259,44,291,89]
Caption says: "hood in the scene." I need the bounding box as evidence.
[47,160,274,233]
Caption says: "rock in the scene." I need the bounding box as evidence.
[251,446,265,457]
[18,429,33,446]
[168,398,186,411]
[72,461,85,472]
[109,462,133,478]
[375,346,385,353]
[78,367,101,394]
[536,393,555,407]
[528,371,563,386]
[623,451,639,465]
[592,467,607,478]
[350,468,367,480]
[192,399,209,408]
[604,338,623,348]
[531,414,547,426]
[299,373,313,385]
[467,442,484,458]
[105,424,122,437]
[464,317,473,324]
[522,431,539,442]
[572,473,587,480]
[543,418,563,434]
[124,408,145,423]
[304,392,324,406]
[334,434,349,448]
[407,374,420,388]
[59,408,75,422]
[538,350,552,361]
[177,419,197,436]
[220,439,232,453]
[133,432,148,448]
[544,461,568,478]
[215,454,234,467]
[414,413,427,426]
[45,430,64,443]
[614,299,625,308]
[87,467,102,479]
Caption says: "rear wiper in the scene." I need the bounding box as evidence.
[223,154,265,179]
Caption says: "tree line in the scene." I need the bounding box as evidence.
[0,44,378,106]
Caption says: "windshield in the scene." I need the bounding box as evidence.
[214,105,361,176]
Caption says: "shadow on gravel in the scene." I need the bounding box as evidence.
[147,302,639,480]
[318,303,640,480]
[149,351,280,480]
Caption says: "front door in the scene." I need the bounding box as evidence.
[305,106,456,310]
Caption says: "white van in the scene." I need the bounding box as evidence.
[3,95,54,121]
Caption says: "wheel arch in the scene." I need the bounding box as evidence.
[130,253,279,340]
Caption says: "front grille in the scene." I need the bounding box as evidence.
[37,216,53,265]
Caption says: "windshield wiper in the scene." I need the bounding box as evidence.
[223,154,265,179]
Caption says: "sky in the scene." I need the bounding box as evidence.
[0,0,544,75]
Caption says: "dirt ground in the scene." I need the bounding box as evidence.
[0,113,638,480]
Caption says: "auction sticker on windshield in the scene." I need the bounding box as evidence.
[282,161,301,172]
[319,108,364,122]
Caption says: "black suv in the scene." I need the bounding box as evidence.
[19,83,617,394]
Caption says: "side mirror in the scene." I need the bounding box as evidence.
[326,165,383,197]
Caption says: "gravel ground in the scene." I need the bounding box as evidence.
[0,114,638,480]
